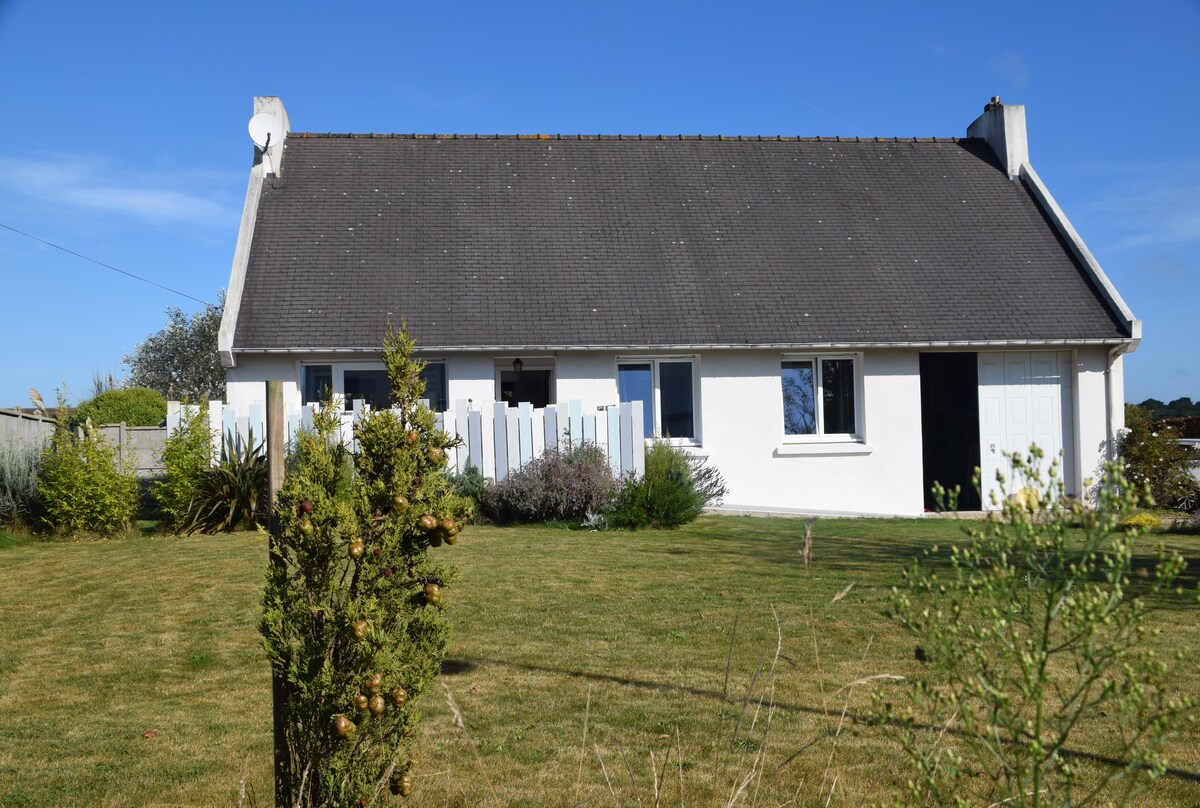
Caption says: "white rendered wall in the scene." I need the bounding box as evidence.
[226,356,303,413]
[229,346,1151,517]
[1072,345,1123,496]
[697,349,925,516]
[556,352,620,408]
[446,354,498,406]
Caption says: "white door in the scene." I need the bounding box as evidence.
[978,351,1075,508]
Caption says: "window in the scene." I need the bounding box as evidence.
[344,368,390,410]
[301,362,448,412]
[618,359,697,441]
[302,364,333,405]
[782,357,858,438]
[419,362,448,413]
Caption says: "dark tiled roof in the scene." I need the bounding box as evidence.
[233,133,1129,352]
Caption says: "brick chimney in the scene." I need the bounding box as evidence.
[967,96,1028,179]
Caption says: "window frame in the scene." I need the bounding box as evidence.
[300,360,449,412]
[616,355,701,445]
[779,353,864,443]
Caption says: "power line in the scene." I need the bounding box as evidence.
[0,222,210,305]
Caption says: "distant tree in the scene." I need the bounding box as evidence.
[1166,396,1197,417]
[124,295,225,401]
[1136,397,1200,419]
[1136,398,1167,419]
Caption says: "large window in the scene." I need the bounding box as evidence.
[618,359,697,441]
[781,357,858,438]
[301,362,448,412]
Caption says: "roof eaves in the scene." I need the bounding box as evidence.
[232,337,1137,355]
[288,131,966,144]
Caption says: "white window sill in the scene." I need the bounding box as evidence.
[643,438,705,454]
[773,442,873,457]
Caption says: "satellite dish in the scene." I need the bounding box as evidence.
[248,113,285,150]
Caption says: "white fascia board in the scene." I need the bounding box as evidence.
[229,337,1135,357]
[218,165,265,368]
[1020,163,1141,353]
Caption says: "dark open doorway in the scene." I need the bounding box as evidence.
[919,353,981,511]
[499,369,553,408]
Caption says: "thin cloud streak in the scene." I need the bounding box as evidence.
[0,155,234,225]
[1088,167,1200,252]
[988,50,1031,87]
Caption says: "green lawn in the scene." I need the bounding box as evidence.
[1,517,1197,807]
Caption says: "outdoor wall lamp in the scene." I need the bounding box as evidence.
[513,358,523,374]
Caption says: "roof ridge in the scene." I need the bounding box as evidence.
[289,132,968,144]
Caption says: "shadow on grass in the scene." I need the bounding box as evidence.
[441,658,477,676]
[468,655,1200,785]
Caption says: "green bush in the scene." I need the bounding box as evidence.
[72,387,166,428]
[36,418,138,536]
[1122,404,1196,510]
[0,440,41,527]
[152,406,213,533]
[606,440,727,529]
[880,447,1195,806]
[182,429,267,534]
[480,441,614,524]
[446,459,489,522]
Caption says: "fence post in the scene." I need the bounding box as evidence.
[265,381,291,808]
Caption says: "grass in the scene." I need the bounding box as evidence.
[0,516,1197,806]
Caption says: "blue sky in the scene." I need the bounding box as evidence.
[1,0,1197,408]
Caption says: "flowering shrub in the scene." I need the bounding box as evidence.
[1121,404,1197,511]
[480,441,614,524]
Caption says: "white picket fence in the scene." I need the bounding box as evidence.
[167,399,646,481]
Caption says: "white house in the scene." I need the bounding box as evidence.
[218,96,1139,516]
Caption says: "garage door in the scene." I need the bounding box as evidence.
[978,351,1075,508]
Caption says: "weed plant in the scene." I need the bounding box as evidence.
[879,447,1198,807]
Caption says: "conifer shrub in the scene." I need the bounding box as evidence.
[261,325,472,806]
[36,408,138,536]
[72,386,166,428]
[479,441,614,524]
[606,440,727,529]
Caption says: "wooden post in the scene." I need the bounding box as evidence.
[265,381,291,808]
